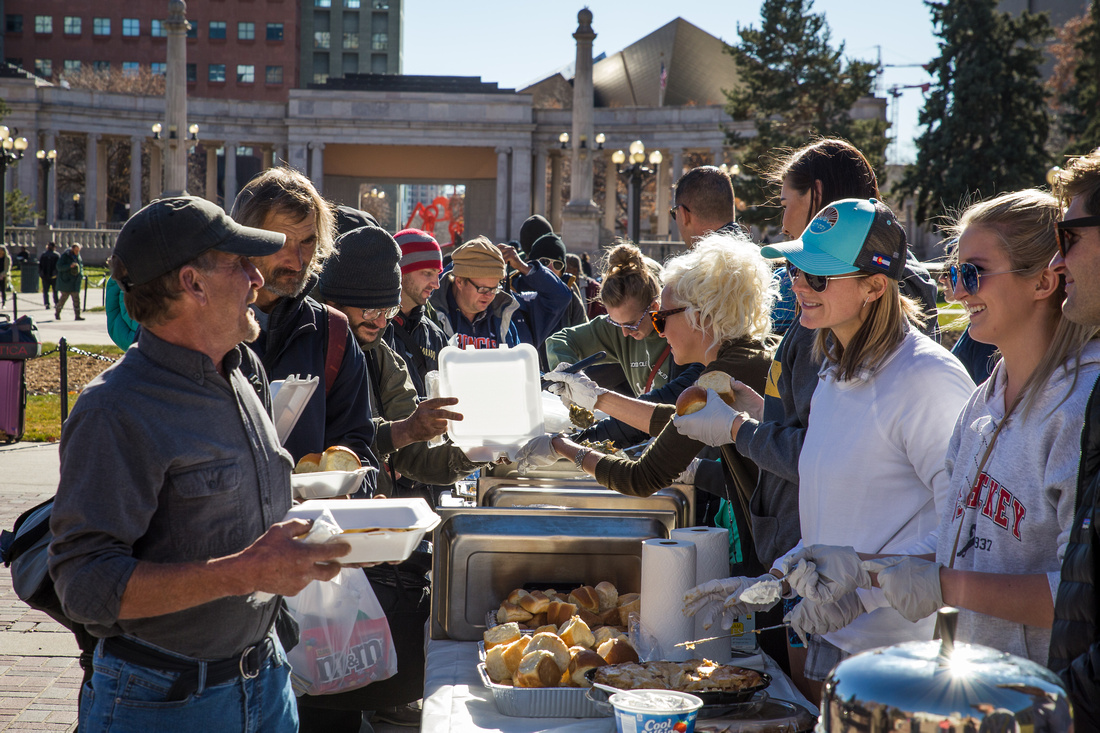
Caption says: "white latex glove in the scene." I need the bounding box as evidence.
[544,363,607,411]
[784,591,866,647]
[682,575,779,631]
[782,545,871,604]
[862,556,944,623]
[673,457,701,485]
[730,380,765,422]
[515,434,561,476]
[671,390,739,447]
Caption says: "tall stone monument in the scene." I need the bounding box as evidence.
[163,0,190,196]
[560,8,601,252]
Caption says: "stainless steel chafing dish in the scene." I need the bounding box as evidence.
[430,506,667,641]
[819,608,1071,732]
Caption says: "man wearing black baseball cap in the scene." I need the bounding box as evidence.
[50,196,351,731]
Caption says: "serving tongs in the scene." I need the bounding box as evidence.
[539,351,607,391]
[674,623,791,650]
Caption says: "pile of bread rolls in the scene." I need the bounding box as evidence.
[483,619,639,688]
[494,582,640,632]
[294,446,362,473]
[674,371,735,416]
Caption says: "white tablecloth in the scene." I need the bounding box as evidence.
[422,638,816,732]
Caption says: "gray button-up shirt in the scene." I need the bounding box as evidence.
[49,329,293,658]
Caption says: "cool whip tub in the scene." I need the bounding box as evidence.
[609,690,703,733]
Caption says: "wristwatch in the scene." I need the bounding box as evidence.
[573,447,592,470]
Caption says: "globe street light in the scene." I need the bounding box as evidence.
[0,126,30,248]
[613,140,662,244]
[36,148,57,226]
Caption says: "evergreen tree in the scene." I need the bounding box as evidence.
[724,0,887,227]
[897,0,1050,225]
[1060,0,1100,157]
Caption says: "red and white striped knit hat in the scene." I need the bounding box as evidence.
[394,228,443,275]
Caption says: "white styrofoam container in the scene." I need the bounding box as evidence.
[437,343,544,461]
[290,467,373,500]
[477,663,606,718]
[283,498,441,564]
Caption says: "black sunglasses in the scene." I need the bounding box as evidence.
[670,203,690,222]
[786,263,867,293]
[651,306,687,336]
[1057,216,1100,256]
[947,263,1026,296]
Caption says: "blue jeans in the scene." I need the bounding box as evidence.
[79,635,297,732]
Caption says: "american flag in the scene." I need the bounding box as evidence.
[660,62,667,90]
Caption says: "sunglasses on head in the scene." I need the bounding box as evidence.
[947,262,1026,296]
[607,308,653,331]
[361,304,401,322]
[1056,216,1100,257]
[651,306,687,336]
[670,203,690,222]
[786,263,868,293]
[537,257,565,271]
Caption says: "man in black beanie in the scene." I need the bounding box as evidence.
[518,213,553,258]
[513,232,588,369]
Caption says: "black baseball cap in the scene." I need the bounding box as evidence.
[114,196,286,288]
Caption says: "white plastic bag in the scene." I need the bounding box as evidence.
[284,567,398,696]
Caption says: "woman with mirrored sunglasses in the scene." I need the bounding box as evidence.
[785,190,1100,668]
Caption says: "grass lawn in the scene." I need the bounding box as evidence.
[21,341,123,442]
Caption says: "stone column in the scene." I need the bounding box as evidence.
[18,137,36,210]
[510,145,532,239]
[533,148,548,216]
[149,144,163,201]
[95,137,108,224]
[309,142,325,194]
[223,142,239,212]
[287,143,308,174]
[205,146,218,203]
[670,148,684,241]
[261,146,274,170]
[712,145,724,167]
[561,9,601,250]
[84,133,99,227]
[164,0,190,195]
[603,152,617,235]
[548,150,563,232]
[494,146,511,241]
[655,151,670,240]
[44,131,57,226]
[129,136,143,217]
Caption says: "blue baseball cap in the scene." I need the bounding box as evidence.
[760,198,907,280]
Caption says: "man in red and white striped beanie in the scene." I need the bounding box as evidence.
[390,229,448,397]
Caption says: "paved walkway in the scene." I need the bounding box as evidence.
[7,289,116,348]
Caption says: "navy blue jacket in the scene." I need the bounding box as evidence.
[384,304,448,398]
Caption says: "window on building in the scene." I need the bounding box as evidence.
[34,58,52,77]
[266,23,284,41]
[34,15,52,34]
[151,62,166,75]
[93,18,110,36]
[63,16,81,34]
[371,53,386,74]
[122,61,139,76]
[315,0,332,6]
[209,21,226,40]
[343,32,358,49]
[314,31,330,48]
[236,64,254,83]
[63,59,81,74]
[238,22,254,40]
[313,53,328,84]
[5,15,23,33]
[372,0,389,8]
[209,63,226,82]
[265,65,283,84]
[346,0,361,7]
[93,60,110,71]
[371,32,387,50]
[186,23,197,39]
[186,63,196,82]
[151,20,166,37]
[342,54,357,75]
[122,18,139,36]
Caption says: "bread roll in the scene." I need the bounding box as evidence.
[526,612,547,628]
[294,452,323,474]
[500,637,528,679]
[618,594,641,627]
[594,581,619,612]
[566,649,607,687]
[559,616,595,649]
[597,637,640,665]
[524,632,571,673]
[514,650,560,688]
[577,607,602,629]
[546,600,578,628]
[599,607,622,627]
[675,386,708,416]
[497,602,533,624]
[697,370,736,407]
[484,622,522,650]
[507,588,529,605]
[534,624,558,636]
[518,590,550,615]
[568,586,600,613]
[593,626,625,648]
[320,445,362,471]
[485,644,512,682]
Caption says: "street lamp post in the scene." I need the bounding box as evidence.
[0,126,29,249]
[36,148,57,226]
[612,140,662,244]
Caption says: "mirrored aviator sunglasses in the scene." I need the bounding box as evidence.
[947,262,1026,296]
[651,307,687,336]
[607,309,652,331]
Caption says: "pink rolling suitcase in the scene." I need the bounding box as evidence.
[0,360,26,443]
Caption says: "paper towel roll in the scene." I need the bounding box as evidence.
[640,538,697,662]
[671,526,731,662]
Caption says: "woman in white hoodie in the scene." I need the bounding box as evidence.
[789,189,1100,666]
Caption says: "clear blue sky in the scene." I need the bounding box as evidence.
[403,0,940,164]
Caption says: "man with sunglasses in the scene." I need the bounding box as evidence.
[1046,150,1100,729]
[429,235,571,350]
[512,232,589,369]
[672,166,742,245]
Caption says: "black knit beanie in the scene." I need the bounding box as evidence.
[529,233,567,263]
[319,225,401,309]
[519,215,553,256]
[334,205,381,236]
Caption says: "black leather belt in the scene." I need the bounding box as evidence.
[103,635,275,701]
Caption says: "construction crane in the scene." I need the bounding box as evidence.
[887,82,931,163]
